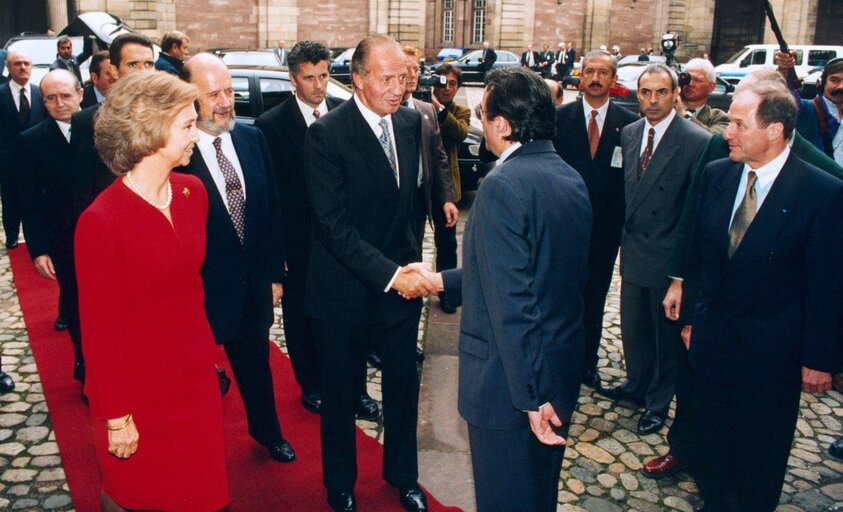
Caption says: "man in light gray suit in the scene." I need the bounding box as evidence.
[602,63,710,435]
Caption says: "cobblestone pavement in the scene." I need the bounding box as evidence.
[1,85,842,510]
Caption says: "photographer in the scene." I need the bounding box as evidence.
[675,58,729,134]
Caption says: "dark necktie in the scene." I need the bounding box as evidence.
[638,127,655,178]
[212,137,246,244]
[313,109,320,119]
[19,87,30,125]
[588,110,600,160]
[727,171,758,257]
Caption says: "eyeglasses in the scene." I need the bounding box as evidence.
[474,104,484,120]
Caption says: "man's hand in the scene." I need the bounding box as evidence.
[527,404,566,446]
[443,202,459,228]
[774,50,796,70]
[271,283,283,305]
[802,367,832,394]
[662,279,683,320]
[33,255,56,280]
[405,262,444,293]
[391,266,438,299]
[680,325,692,351]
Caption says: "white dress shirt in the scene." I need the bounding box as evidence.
[56,120,71,143]
[639,109,676,156]
[196,129,247,211]
[8,80,32,112]
[729,146,790,229]
[354,94,400,185]
[296,96,328,128]
[583,98,610,136]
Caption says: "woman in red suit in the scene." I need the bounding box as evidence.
[75,71,229,511]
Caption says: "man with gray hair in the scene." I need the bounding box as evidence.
[155,30,190,75]
[677,58,729,134]
[680,79,843,511]
[602,64,710,437]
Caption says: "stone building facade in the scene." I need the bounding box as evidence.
[20,0,843,63]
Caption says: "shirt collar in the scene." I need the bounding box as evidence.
[197,128,233,152]
[583,98,610,120]
[646,108,676,135]
[8,80,28,96]
[496,142,523,166]
[295,95,328,127]
[354,94,392,132]
[56,120,71,142]
[823,95,841,122]
[745,145,791,187]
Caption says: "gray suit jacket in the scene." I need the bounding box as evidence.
[688,103,729,134]
[620,115,710,288]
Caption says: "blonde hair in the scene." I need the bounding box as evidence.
[95,71,197,176]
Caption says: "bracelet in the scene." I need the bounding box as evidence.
[106,414,132,431]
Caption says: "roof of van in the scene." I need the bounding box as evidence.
[740,44,843,50]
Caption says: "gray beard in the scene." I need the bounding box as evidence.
[198,116,235,135]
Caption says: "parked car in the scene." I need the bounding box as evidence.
[561,59,583,89]
[3,35,89,85]
[329,48,354,84]
[715,44,843,86]
[218,49,283,67]
[609,61,735,114]
[227,64,491,195]
[428,50,520,83]
[435,48,465,62]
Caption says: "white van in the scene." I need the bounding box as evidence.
[714,44,843,85]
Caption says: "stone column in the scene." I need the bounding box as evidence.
[46,0,68,32]
[370,0,390,35]
[584,0,611,52]
[257,0,298,49]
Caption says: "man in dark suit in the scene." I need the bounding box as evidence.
[181,53,295,463]
[70,33,155,217]
[0,52,45,249]
[479,41,497,80]
[304,34,434,512]
[602,64,710,436]
[19,69,85,386]
[521,44,541,72]
[552,50,639,392]
[553,42,566,80]
[414,67,591,512]
[649,71,843,480]
[80,51,114,109]
[254,40,380,419]
[563,42,577,80]
[680,83,843,511]
[154,31,189,76]
[49,36,92,84]
[274,39,289,66]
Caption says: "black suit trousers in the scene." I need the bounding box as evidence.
[431,199,457,272]
[468,422,566,512]
[223,288,283,446]
[1,175,21,242]
[582,244,619,374]
[314,308,421,492]
[665,347,694,462]
[52,242,83,370]
[281,264,319,394]
[692,377,800,512]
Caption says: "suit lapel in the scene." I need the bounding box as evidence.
[187,147,241,243]
[623,120,644,191]
[597,102,624,161]
[708,161,743,258]
[350,101,399,191]
[571,99,592,160]
[627,116,681,216]
[230,125,258,244]
[1,85,21,130]
[392,108,418,200]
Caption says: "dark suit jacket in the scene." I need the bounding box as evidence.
[620,115,710,287]
[69,103,114,216]
[480,48,497,71]
[49,40,93,84]
[412,98,455,221]
[0,82,45,178]
[154,53,184,76]
[553,98,638,261]
[520,51,542,69]
[304,99,422,326]
[80,83,100,109]
[19,118,78,260]
[254,95,343,270]
[178,124,285,344]
[681,154,843,385]
[667,132,843,278]
[441,139,592,430]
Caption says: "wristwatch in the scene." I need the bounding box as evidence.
[437,105,446,113]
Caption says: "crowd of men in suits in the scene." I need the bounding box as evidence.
[0,26,842,512]
[520,41,577,80]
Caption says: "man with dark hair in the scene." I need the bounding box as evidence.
[813,57,843,164]
[49,35,92,84]
[254,40,364,417]
[553,50,638,392]
[681,82,843,511]
[81,51,114,109]
[602,63,710,436]
[181,53,296,465]
[431,62,470,313]
[305,33,433,512]
[155,31,190,76]
[412,66,591,512]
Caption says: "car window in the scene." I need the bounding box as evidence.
[500,52,517,62]
[750,50,767,66]
[333,48,354,63]
[232,76,251,118]
[222,52,279,67]
[808,50,837,67]
[260,78,292,111]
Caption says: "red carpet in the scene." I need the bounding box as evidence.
[9,244,462,511]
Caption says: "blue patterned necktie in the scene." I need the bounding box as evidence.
[377,118,398,183]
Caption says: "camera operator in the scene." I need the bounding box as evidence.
[675,58,729,134]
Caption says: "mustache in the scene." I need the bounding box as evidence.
[830,89,843,97]
[214,107,233,115]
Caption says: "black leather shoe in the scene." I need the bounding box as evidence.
[398,484,429,512]
[54,316,68,331]
[415,347,425,363]
[598,385,643,407]
[266,439,296,463]
[0,372,14,394]
[581,370,604,390]
[327,489,356,512]
[73,361,85,384]
[367,350,383,370]
[439,295,456,314]
[356,394,380,421]
[216,367,231,397]
[5,240,17,249]
[302,391,322,413]
[829,438,843,460]
[637,410,666,435]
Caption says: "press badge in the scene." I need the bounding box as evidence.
[610,146,623,168]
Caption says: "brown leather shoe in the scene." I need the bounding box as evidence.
[642,453,687,479]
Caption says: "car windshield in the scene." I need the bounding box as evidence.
[5,37,85,67]
[459,50,481,62]
[618,55,665,67]
[724,49,749,64]
[333,48,354,63]
[222,51,279,67]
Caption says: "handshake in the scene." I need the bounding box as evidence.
[392,262,445,300]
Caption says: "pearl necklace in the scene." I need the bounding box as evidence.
[125,172,173,210]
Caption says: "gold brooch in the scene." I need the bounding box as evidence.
[182,187,190,198]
